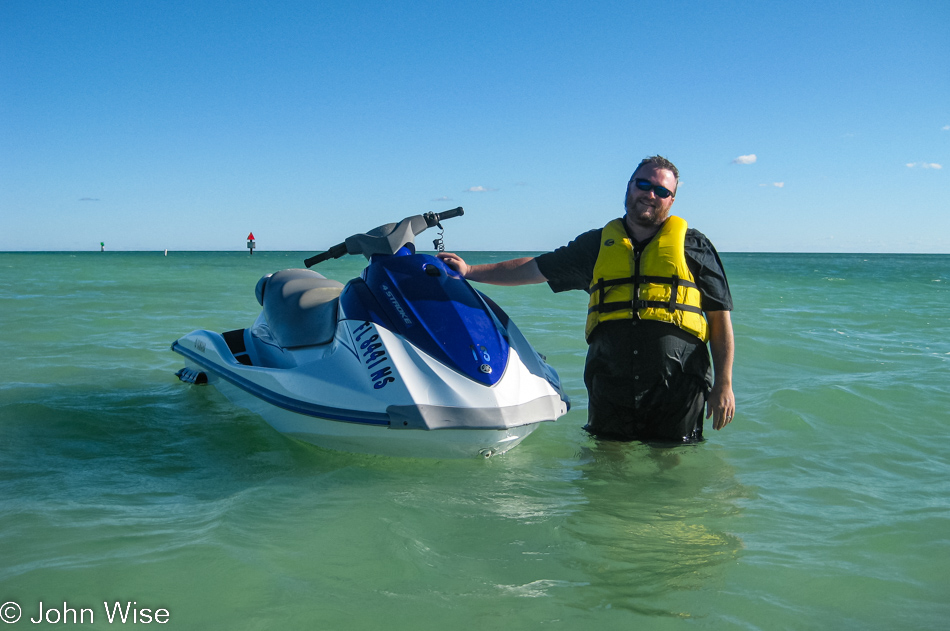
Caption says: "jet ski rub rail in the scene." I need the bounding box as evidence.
[389,397,563,430]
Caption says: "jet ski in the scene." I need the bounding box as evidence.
[172,207,569,458]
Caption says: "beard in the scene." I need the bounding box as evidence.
[624,192,667,228]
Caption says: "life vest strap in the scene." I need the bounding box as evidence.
[590,277,634,292]
[589,275,698,293]
[635,300,704,315]
[590,300,704,315]
[589,274,701,315]
[639,275,698,289]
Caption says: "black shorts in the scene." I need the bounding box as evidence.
[582,321,710,444]
[583,381,706,443]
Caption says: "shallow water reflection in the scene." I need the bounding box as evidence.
[557,441,746,618]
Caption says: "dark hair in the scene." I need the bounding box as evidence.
[631,155,679,182]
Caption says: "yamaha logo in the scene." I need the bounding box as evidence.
[479,364,492,374]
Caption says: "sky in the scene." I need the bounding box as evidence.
[1,0,948,253]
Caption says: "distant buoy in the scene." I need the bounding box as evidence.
[100,242,105,252]
[247,232,256,255]
[164,249,168,256]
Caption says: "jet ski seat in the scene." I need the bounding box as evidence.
[256,269,344,348]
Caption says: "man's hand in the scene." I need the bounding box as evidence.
[707,381,735,430]
[437,252,470,277]
[706,310,735,430]
[436,254,546,286]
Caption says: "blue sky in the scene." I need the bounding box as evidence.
[2,0,948,252]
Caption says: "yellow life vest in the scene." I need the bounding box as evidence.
[585,216,709,343]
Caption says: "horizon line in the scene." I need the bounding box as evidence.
[2,249,950,256]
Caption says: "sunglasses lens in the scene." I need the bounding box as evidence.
[634,179,672,199]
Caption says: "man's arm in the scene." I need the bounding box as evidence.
[705,310,735,430]
[437,253,547,286]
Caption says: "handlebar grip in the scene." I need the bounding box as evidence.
[436,207,464,222]
[304,242,347,268]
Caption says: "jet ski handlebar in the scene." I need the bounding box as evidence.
[304,243,348,267]
[426,206,464,226]
[304,207,464,268]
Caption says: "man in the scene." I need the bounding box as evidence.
[438,156,735,443]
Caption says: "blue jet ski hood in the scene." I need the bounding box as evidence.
[339,252,509,386]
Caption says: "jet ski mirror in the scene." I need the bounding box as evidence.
[304,207,463,268]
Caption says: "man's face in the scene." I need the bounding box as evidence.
[624,165,677,229]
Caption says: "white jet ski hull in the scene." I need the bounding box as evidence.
[173,317,567,459]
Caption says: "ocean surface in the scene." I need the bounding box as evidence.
[1,250,948,629]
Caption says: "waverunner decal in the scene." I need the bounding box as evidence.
[353,321,397,389]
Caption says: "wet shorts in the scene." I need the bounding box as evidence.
[583,383,706,444]
[581,320,711,444]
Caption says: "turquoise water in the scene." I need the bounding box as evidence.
[1,251,948,629]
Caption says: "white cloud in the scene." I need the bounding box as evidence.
[906,162,943,169]
[431,196,452,202]
[943,125,949,131]
[758,182,784,188]
[463,186,498,192]
[732,154,757,165]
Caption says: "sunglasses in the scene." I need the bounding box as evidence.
[633,178,674,199]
